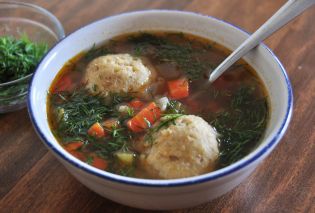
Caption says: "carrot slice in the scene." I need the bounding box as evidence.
[92,157,108,170]
[127,102,161,132]
[64,141,84,152]
[128,99,145,109]
[167,77,189,100]
[127,119,143,132]
[88,122,106,138]
[54,74,74,93]
[69,150,86,161]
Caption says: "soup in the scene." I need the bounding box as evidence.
[47,32,269,179]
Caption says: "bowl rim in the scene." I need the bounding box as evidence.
[0,1,65,87]
[28,10,293,187]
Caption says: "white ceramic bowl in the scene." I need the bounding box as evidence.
[28,10,293,210]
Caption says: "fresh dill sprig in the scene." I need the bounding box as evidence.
[118,165,136,177]
[165,100,186,114]
[84,44,112,62]
[128,33,214,80]
[86,156,94,165]
[110,92,133,105]
[144,100,186,142]
[52,89,111,137]
[50,88,136,163]
[0,82,28,99]
[94,126,132,159]
[156,114,183,131]
[0,35,48,83]
[145,113,183,143]
[211,86,268,167]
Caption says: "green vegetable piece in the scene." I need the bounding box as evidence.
[0,35,48,83]
[115,152,135,166]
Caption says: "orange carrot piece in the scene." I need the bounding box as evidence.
[128,99,145,109]
[127,102,161,132]
[88,122,106,138]
[54,74,74,93]
[64,141,84,152]
[92,157,108,170]
[167,77,189,100]
[102,118,119,129]
[69,150,86,161]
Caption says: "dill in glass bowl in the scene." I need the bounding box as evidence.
[0,1,65,113]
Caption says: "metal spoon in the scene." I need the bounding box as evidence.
[209,0,315,83]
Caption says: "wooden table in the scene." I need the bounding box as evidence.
[1,0,314,212]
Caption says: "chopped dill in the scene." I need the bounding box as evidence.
[86,156,94,165]
[93,125,132,160]
[128,33,215,80]
[118,165,136,176]
[51,89,111,138]
[211,86,268,167]
[126,107,134,117]
[51,89,135,160]
[157,114,183,131]
[0,35,48,104]
[61,136,85,144]
[145,113,184,143]
[109,92,133,105]
[165,100,186,114]
[84,44,112,62]
[0,35,48,83]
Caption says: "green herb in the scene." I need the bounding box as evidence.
[134,46,145,57]
[86,156,94,165]
[157,114,183,131]
[145,113,183,143]
[128,33,214,80]
[128,33,166,46]
[0,35,48,83]
[126,107,134,117]
[165,100,186,114]
[0,82,28,99]
[156,43,210,79]
[94,126,132,159]
[118,165,135,176]
[50,87,137,169]
[84,44,112,62]
[143,101,186,142]
[110,92,133,105]
[51,89,111,137]
[211,86,268,167]
[60,136,85,144]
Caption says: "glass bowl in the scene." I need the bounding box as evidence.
[0,1,65,113]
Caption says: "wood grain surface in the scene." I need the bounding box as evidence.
[1,0,314,212]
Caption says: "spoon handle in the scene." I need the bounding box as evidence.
[209,0,315,83]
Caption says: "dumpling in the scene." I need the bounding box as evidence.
[141,115,219,179]
[84,54,153,96]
